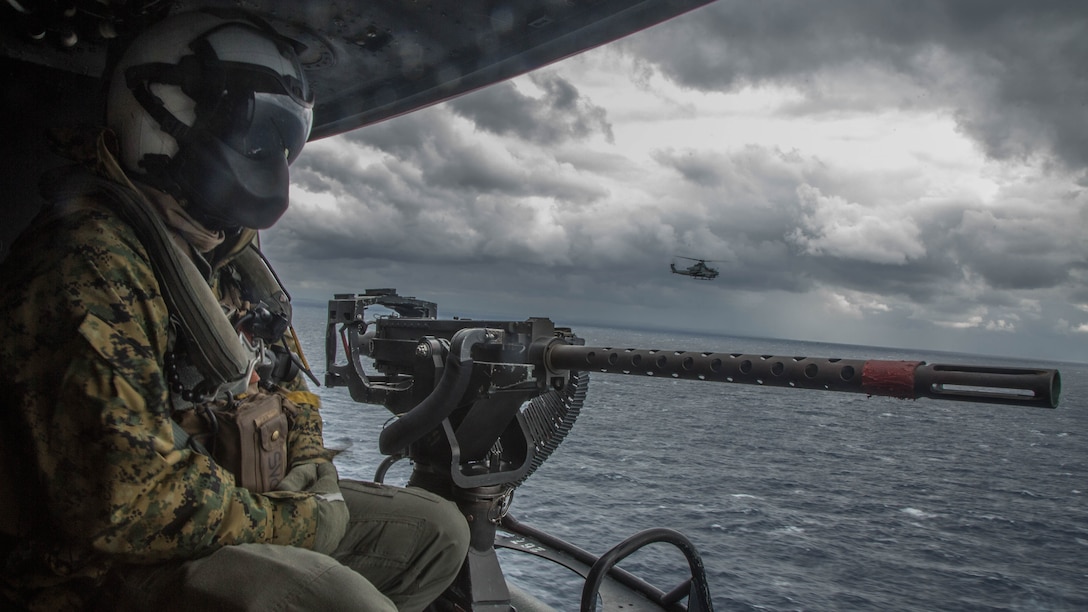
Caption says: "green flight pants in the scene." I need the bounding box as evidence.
[102,480,470,612]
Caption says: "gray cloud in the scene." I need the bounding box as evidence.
[284,130,1084,309]
[626,0,1088,172]
[277,105,612,267]
[646,145,1077,310]
[952,204,1082,291]
[447,73,614,144]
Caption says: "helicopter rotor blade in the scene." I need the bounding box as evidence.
[674,255,725,263]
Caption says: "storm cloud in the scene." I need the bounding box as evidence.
[447,73,614,145]
[625,0,1088,172]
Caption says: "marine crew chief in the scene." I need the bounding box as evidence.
[0,10,468,611]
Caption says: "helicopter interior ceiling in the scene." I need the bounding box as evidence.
[1,0,715,140]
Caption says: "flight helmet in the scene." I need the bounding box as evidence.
[107,10,313,230]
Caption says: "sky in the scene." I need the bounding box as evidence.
[262,0,1088,365]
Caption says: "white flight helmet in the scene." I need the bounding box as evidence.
[107,10,313,230]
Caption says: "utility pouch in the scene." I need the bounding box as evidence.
[177,392,298,493]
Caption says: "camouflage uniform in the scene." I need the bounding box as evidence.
[0,131,468,611]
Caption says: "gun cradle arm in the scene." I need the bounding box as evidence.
[377,328,490,454]
[545,346,1061,409]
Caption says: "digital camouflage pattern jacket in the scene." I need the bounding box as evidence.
[0,130,329,610]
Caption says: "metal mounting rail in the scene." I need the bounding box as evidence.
[581,528,713,612]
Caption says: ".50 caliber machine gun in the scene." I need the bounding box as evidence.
[324,289,1061,612]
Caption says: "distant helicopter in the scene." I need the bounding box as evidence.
[670,256,721,280]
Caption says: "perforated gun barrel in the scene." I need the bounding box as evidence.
[545,345,1061,409]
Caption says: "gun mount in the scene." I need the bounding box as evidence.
[324,289,1060,611]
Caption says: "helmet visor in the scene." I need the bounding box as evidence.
[215,91,313,165]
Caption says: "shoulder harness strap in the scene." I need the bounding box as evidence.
[40,167,253,397]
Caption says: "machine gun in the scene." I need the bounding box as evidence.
[324,289,1061,612]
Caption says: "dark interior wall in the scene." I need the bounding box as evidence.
[0,59,106,263]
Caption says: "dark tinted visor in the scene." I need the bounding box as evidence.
[216,59,313,108]
[214,90,313,164]
[189,23,314,164]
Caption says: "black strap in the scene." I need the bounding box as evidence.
[170,419,211,456]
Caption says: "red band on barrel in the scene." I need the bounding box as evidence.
[861,360,923,399]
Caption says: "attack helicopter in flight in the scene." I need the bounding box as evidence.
[670,256,721,280]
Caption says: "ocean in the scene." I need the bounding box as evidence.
[290,302,1087,611]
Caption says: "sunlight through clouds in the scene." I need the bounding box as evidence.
[788,185,926,264]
